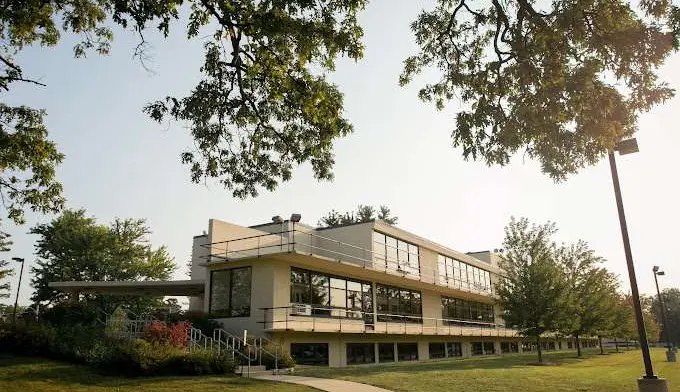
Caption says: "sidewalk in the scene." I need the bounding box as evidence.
[252,374,394,392]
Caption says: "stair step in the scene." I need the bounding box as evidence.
[236,365,267,375]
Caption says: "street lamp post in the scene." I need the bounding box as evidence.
[652,267,673,352]
[608,139,668,392]
[11,257,25,325]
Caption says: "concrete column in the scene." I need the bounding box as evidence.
[418,341,429,361]
[462,341,472,358]
[494,340,502,355]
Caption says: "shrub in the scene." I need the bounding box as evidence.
[260,343,296,370]
[0,324,56,357]
[143,321,190,348]
[166,311,220,336]
[40,303,103,327]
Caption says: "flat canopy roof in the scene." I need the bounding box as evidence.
[48,280,205,297]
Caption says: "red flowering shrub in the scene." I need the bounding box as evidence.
[143,321,191,348]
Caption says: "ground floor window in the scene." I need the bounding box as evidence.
[290,343,329,366]
[483,342,495,354]
[378,343,395,363]
[447,342,463,357]
[471,342,483,355]
[397,343,418,361]
[429,343,446,359]
[501,342,519,353]
[347,343,375,364]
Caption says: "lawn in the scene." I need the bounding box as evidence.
[0,355,315,392]
[296,348,679,392]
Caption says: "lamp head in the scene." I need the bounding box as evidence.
[11,257,24,263]
[272,216,283,224]
[657,271,665,276]
[290,213,301,223]
[615,138,639,155]
[653,266,660,273]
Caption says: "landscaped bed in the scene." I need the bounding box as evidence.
[0,355,315,392]
[295,348,679,392]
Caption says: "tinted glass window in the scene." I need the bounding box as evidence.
[347,343,375,364]
[290,343,329,366]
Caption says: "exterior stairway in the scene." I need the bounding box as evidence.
[100,308,285,375]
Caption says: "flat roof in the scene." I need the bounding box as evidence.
[48,280,205,297]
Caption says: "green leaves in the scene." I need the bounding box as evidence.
[144,0,365,198]
[318,204,398,227]
[30,209,176,308]
[404,0,677,180]
[0,104,65,226]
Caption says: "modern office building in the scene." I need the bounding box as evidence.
[51,215,596,367]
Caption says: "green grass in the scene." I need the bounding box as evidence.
[0,355,315,392]
[296,348,680,392]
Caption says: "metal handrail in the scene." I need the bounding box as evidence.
[201,229,496,296]
[258,305,519,338]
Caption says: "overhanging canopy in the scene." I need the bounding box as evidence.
[48,280,205,297]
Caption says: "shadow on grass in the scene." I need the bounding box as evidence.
[0,355,254,388]
[295,349,632,379]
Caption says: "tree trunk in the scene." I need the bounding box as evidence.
[576,334,582,357]
[536,335,543,363]
[598,335,604,355]
[614,338,619,353]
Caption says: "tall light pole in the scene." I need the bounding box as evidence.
[11,257,25,325]
[652,267,672,350]
[609,139,668,392]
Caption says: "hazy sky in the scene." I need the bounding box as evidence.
[2,1,679,306]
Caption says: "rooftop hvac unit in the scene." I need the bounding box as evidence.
[291,304,312,316]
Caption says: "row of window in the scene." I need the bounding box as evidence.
[438,254,492,293]
[292,340,519,366]
[290,268,373,319]
[373,231,420,276]
[289,269,492,325]
[441,296,495,324]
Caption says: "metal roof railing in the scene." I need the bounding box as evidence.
[202,228,496,297]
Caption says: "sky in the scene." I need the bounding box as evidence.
[2,1,680,306]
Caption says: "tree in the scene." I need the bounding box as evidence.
[401,0,679,180]
[30,209,176,313]
[2,0,366,204]
[650,288,680,346]
[318,204,398,227]
[0,228,11,298]
[495,217,571,363]
[560,240,619,356]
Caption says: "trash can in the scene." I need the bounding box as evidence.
[666,349,677,362]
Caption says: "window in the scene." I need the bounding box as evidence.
[438,254,492,293]
[522,341,535,352]
[347,343,375,364]
[209,267,252,317]
[378,343,395,363]
[373,231,420,277]
[429,343,446,359]
[471,342,483,355]
[447,342,462,357]
[397,343,418,361]
[483,342,495,354]
[376,284,422,323]
[501,342,518,353]
[290,268,373,319]
[291,343,329,366]
[441,296,494,325]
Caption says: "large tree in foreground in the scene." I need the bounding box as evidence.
[495,217,571,363]
[560,241,619,356]
[402,0,679,180]
[30,209,176,313]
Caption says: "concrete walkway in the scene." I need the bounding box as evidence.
[252,375,394,392]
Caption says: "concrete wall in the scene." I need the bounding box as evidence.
[189,235,209,311]
[208,219,286,260]
[311,222,374,267]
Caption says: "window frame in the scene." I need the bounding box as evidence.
[209,267,252,318]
